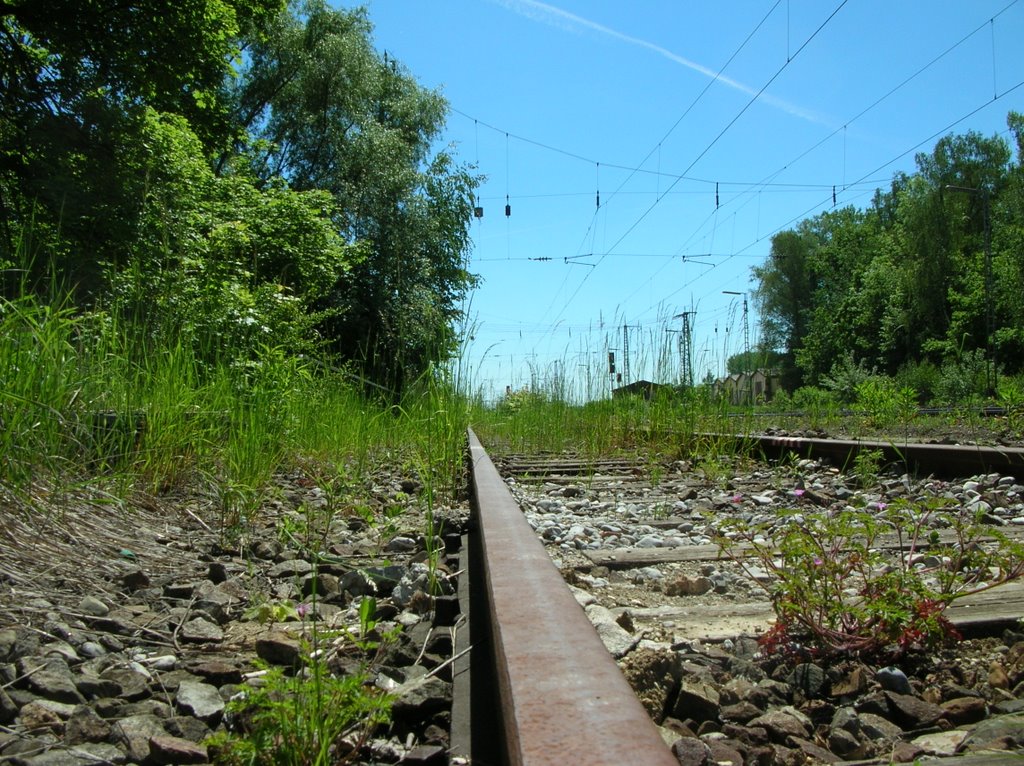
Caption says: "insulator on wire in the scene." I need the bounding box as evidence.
[832,186,837,207]
[716,182,719,210]
[596,191,600,209]
[505,195,511,217]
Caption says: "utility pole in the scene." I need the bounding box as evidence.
[622,323,630,386]
[722,291,750,373]
[621,323,641,385]
[674,311,696,388]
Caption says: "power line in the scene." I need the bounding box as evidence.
[625,1,1022,326]
[549,0,849,328]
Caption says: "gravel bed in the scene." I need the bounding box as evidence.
[503,453,1024,764]
[0,467,470,766]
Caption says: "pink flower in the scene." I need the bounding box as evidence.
[794,488,805,497]
[732,494,742,504]
[296,602,311,618]
[813,556,823,567]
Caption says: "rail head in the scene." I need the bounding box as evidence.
[467,428,677,766]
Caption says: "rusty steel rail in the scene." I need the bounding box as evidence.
[464,428,677,766]
[740,433,1024,478]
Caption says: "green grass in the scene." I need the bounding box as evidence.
[0,292,470,536]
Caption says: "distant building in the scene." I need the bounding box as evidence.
[612,380,670,401]
[713,369,781,404]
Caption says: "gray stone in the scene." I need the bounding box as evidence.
[875,665,912,694]
[962,712,1024,751]
[789,736,842,763]
[584,604,641,658]
[165,715,212,743]
[671,737,711,766]
[41,641,80,664]
[301,572,340,599]
[255,631,301,666]
[0,629,18,661]
[121,699,173,719]
[392,675,451,720]
[884,691,944,729]
[341,570,378,597]
[704,738,745,766]
[267,559,312,578]
[28,671,86,705]
[64,705,111,744]
[749,709,811,744]
[99,666,150,701]
[400,744,446,765]
[189,661,242,687]
[75,675,121,700]
[827,726,867,759]
[672,679,721,723]
[194,590,235,624]
[112,714,167,763]
[121,568,151,591]
[858,711,905,745]
[33,699,78,719]
[77,642,106,660]
[20,745,124,766]
[385,536,417,553]
[787,663,826,698]
[0,686,18,724]
[77,596,109,617]
[175,681,224,724]
[141,655,177,672]
[148,734,209,764]
[719,701,762,724]
[911,729,968,756]
[178,618,224,643]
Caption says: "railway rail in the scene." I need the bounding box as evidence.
[455,429,1024,766]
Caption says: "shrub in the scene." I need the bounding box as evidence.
[895,360,940,405]
[717,500,1024,661]
[937,348,989,406]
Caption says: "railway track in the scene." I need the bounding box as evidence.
[455,429,1024,765]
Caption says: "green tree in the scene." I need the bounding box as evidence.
[992,111,1024,373]
[752,228,816,390]
[0,0,283,292]
[107,109,361,361]
[751,118,1021,394]
[230,0,479,391]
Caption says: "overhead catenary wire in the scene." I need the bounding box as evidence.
[547,0,850,330]
[622,0,1022,326]
[630,83,1024,336]
[450,2,1022,393]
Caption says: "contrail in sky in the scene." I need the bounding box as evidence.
[492,0,828,125]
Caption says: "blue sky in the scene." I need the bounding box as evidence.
[340,0,1024,402]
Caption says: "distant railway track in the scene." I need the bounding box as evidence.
[454,429,1024,765]
[738,432,1024,479]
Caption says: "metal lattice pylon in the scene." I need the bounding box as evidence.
[675,311,695,388]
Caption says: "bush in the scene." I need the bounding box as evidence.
[822,354,875,405]
[717,500,1024,660]
[937,348,989,406]
[895,360,940,405]
[106,109,361,367]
